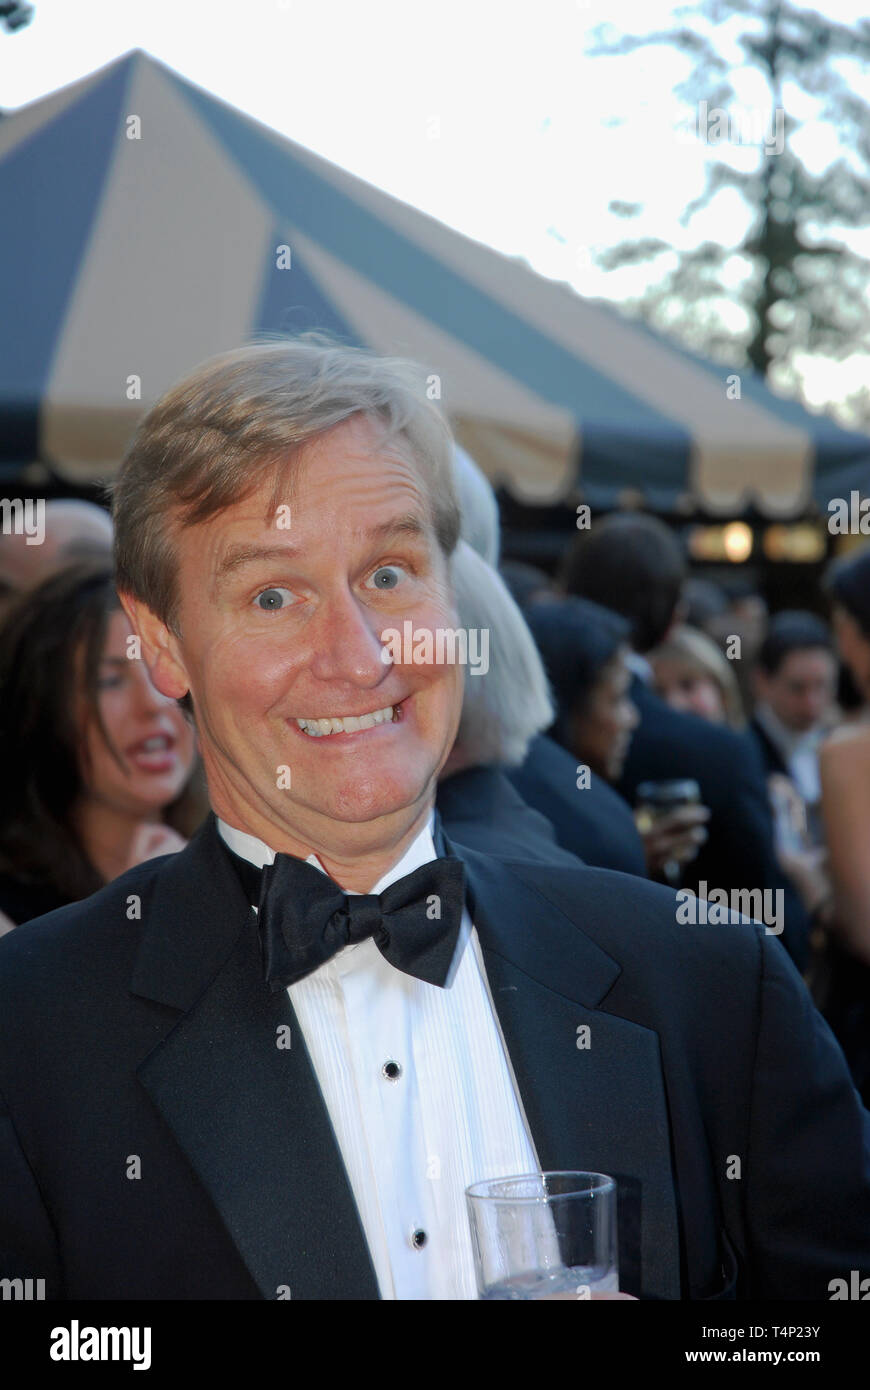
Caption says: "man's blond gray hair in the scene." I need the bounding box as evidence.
[111,335,461,630]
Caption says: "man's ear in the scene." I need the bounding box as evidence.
[119,592,191,702]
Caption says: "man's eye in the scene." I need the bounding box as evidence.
[366,565,404,591]
[253,587,294,611]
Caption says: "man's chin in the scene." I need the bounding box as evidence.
[291,769,437,826]
[321,787,428,825]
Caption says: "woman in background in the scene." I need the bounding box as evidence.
[0,563,197,931]
[525,597,639,783]
[525,597,709,878]
[653,622,832,927]
[649,624,745,729]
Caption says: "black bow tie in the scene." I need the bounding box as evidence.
[242,838,467,991]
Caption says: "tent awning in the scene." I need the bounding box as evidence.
[2,49,868,516]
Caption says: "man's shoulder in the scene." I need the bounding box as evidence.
[483,848,766,983]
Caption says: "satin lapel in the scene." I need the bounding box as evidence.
[132,815,379,1301]
[441,828,682,1300]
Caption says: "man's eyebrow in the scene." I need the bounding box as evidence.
[215,514,429,580]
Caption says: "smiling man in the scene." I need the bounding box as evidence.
[128,407,463,888]
[0,339,868,1302]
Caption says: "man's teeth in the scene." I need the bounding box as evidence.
[296,704,398,737]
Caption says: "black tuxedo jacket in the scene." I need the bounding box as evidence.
[437,763,584,866]
[509,734,647,877]
[618,680,810,970]
[0,813,867,1301]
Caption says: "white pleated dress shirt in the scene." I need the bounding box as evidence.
[218,812,541,1300]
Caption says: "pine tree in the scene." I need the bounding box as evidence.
[589,1,870,418]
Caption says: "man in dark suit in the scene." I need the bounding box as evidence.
[1,341,867,1301]
[561,513,811,971]
[438,761,584,866]
[748,611,837,846]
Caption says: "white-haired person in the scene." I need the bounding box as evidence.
[0,336,867,1301]
[436,541,579,864]
[450,443,500,569]
[436,543,645,875]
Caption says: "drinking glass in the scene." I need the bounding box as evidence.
[634,778,702,886]
[465,1170,618,1300]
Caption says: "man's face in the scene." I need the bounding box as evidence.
[757,647,836,734]
[136,415,462,853]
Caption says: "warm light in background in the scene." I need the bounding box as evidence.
[688,522,754,563]
[722,522,754,563]
[762,523,827,563]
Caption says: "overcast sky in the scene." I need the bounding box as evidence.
[3,0,868,411]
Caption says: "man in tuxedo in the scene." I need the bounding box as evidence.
[749,611,837,844]
[561,513,812,971]
[0,341,868,1301]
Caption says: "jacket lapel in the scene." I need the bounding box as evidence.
[440,826,682,1300]
[132,815,378,1300]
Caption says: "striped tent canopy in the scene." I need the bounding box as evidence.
[2,48,868,515]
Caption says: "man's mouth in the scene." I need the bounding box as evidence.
[295,701,403,738]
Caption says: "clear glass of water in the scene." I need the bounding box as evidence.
[465,1171,618,1300]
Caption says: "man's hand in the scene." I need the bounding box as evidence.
[638,804,710,877]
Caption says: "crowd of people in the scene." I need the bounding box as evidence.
[499,515,870,1104]
[1,471,869,1105]
[1,469,867,1109]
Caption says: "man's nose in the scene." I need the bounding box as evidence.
[308,589,391,687]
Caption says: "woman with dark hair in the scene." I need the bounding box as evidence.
[525,597,638,783]
[811,547,870,1100]
[525,597,708,878]
[0,563,197,930]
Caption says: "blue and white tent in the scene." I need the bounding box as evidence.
[2,48,868,515]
